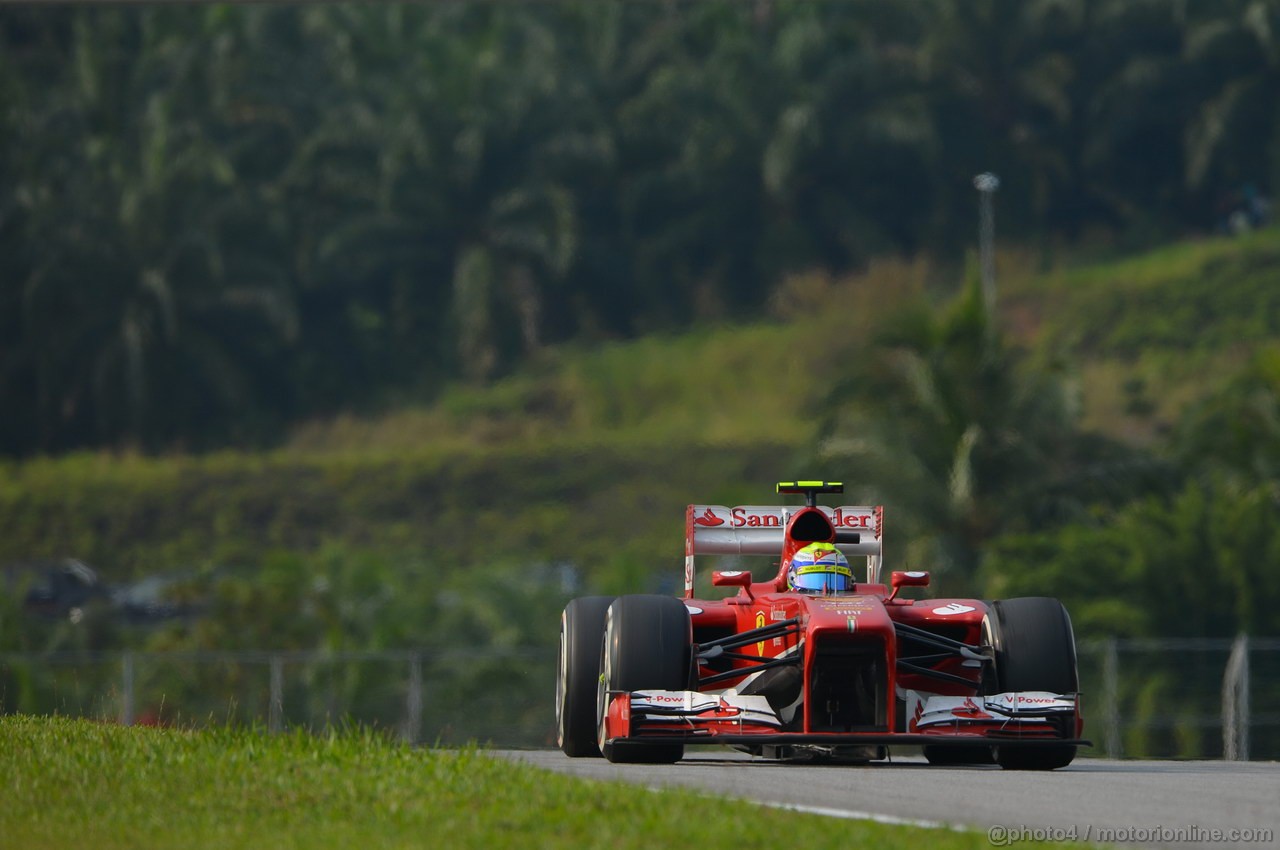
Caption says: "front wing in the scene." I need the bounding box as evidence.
[601,689,1088,749]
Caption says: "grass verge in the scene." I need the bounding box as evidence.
[0,715,1095,850]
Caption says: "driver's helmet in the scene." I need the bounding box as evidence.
[786,542,854,594]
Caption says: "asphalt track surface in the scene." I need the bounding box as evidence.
[498,750,1279,848]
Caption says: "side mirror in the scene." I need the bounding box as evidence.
[887,570,930,602]
[712,570,753,589]
[713,570,754,602]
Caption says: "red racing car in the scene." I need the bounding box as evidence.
[556,481,1087,769]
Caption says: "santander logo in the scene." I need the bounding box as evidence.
[693,506,875,529]
[693,508,725,527]
[826,508,872,529]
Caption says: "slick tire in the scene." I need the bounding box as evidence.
[986,597,1079,771]
[556,596,615,757]
[597,594,691,764]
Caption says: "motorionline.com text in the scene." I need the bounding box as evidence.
[987,824,1274,846]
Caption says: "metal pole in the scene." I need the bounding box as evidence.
[1222,635,1250,760]
[121,651,135,727]
[973,172,1000,314]
[1241,635,1251,760]
[1102,638,1121,759]
[404,653,423,745]
[269,655,284,733]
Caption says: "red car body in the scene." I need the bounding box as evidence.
[557,482,1087,769]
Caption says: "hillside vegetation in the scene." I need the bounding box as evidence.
[1004,228,1280,438]
[2,232,1276,593]
[0,260,935,582]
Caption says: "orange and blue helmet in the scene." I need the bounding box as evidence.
[786,542,853,594]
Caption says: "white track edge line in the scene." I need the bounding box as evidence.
[757,799,969,831]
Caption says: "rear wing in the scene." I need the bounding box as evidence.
[684,504,884,596]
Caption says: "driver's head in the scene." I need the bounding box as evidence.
[786,542,853,594]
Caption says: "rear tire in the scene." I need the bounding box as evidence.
[597,595,691,764]
[556,596,614,757]
[986,597,1079,771]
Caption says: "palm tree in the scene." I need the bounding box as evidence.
[9,8,297,450]
[1182,0,1280,202]
[815,278,1082,582]
[915,0,1172,239]
[1071,1,1195,231]
[757,2,939,261]
[281,5,589,385]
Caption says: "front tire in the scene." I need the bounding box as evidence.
[986,597,1080,771]
[597,594,691,764]
[556,596,614,757]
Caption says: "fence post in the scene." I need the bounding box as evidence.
[404,652,423,745]
[269,655,284,733]
[121,651,135,727]
[1102,638,1121,759]
[1222,634,1250,761]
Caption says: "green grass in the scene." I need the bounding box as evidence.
[0,716,1094,850]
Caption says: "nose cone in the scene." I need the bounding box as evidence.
[799,593,893,637]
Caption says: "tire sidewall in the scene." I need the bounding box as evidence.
[556,595,614,757]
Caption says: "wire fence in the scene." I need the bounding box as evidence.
[2,636,1277,759]
[0,647,559,748]
[1075,636,1280,761]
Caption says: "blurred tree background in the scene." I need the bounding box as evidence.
[4,1,1279,454]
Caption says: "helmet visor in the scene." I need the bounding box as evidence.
[791,565,853,593]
